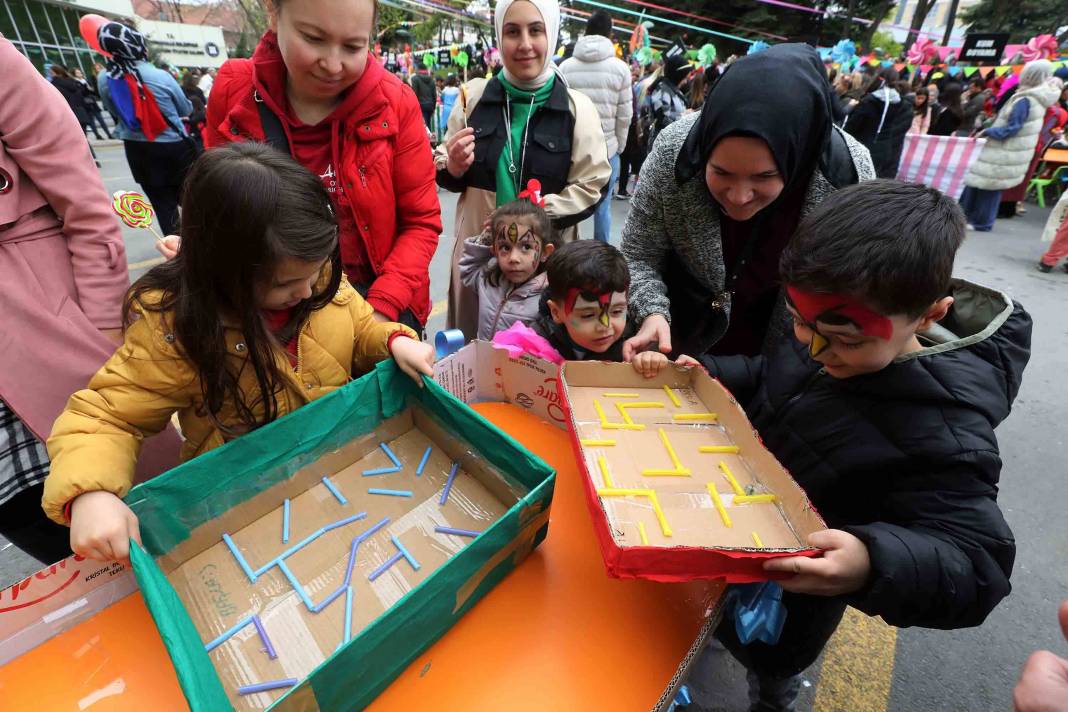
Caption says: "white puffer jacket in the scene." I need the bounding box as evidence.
[560,35,632,156]
[964,81,1061,191]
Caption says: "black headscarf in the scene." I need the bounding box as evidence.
[98,22,149,79]
[675,43,834,195]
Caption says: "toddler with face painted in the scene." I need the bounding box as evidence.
[520,240,696,376]
[459,186,560,340]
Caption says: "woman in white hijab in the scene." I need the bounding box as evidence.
[960,60,1061,231]
[435,0,611,339]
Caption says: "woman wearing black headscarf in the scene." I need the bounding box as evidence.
[621,44,875,361]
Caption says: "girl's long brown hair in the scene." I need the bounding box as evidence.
[125,142,342,434]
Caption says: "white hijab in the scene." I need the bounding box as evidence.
[494,0,561,91]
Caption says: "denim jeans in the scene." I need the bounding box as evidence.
[959,186,1001,232]
[594,153,620,243]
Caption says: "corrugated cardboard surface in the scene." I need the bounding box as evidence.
[433,340,567,429]
[560,361,825,581]
[165,409,520,711]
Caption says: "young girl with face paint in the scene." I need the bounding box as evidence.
[697,181,1027,710]
[458,183,559,340]
[435,0,612,341]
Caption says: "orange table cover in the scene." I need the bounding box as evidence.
[0,402,723,711]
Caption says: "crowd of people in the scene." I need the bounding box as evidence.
[1,0,1067,708]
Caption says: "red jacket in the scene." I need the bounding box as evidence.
[206,33,441,324]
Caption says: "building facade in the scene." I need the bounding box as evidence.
[3,0,226,76]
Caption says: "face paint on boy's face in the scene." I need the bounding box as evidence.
[555,290,629,353]
[493,216,546,285]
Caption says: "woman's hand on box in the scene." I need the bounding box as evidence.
[70,490,142,565]
[390,336,436,387]
[762,529,871,596]
[623,314,672,362]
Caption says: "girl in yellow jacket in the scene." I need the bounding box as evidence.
[44,142,436,563]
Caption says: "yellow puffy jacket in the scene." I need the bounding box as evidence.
[43,278,416,525]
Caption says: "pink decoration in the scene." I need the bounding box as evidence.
[1020,34,1058,62]
[906,38,940,66]
[491,322,564,365]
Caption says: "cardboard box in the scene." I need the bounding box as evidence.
[126,360,556,711]
[558,361,824,583]
[433,339,566,429]
[0,556,137,667]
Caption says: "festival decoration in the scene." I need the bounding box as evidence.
[747,40,770,55]
[629,20,653,54]
[831,39,855,66]
[78,14,109,55]
[906,37,939,66]
[697,44,717,67]
[455,50,469,68]
[1021,34,1058,62]
[635,46,654,66]
[421,52,434,69]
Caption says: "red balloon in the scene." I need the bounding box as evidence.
[78,14,109,56]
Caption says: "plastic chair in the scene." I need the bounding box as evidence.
[1028,165,1068,208]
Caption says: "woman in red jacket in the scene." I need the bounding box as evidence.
[203,0,441,329]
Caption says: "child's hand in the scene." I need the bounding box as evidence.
[675,354,701,368]
[70,491,142,564]
[631,350,670,379]
[390,336,436,387]
[155,234,180,260]
[763,529,871,596]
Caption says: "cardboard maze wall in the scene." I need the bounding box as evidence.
[126,361,556,711]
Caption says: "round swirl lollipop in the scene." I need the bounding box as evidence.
[112,190,164,241]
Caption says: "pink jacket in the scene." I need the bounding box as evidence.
[0,36,180,477]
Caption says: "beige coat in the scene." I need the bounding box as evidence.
[434,75,611,338]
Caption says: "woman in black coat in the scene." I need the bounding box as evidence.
[928,81,964,136]
[843,67,913,178]
[49,65,92,132]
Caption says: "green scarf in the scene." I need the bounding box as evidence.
[495,75,556,206]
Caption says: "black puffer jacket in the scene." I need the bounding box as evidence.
[702,280,1030,630]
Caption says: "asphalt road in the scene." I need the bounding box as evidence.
[2,143,1065,712]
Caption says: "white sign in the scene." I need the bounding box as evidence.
[137,18,229,69]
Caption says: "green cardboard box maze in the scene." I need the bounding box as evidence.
[125,360,556,711]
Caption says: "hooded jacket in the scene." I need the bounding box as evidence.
[458,237,549,340]
[844,87,914,178]
[205,33,441,324]
[560,35,633,156]
[701,280,1028,631]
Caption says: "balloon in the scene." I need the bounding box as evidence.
[422,52,434,69]
[79,14,109,55]
[455,51,469,68]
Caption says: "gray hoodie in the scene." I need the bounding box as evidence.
[560,35,633,156]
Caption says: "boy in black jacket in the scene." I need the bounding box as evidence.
[701,180,1030,710]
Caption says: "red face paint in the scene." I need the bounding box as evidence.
[564,288,613,327]
[785,286,894,341]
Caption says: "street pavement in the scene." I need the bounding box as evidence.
[2,143,1065,711]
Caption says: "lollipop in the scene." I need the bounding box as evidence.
[459,84,469,128]
[112,190,164,242]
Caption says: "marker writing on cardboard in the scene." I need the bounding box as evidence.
[198,563,238,619]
